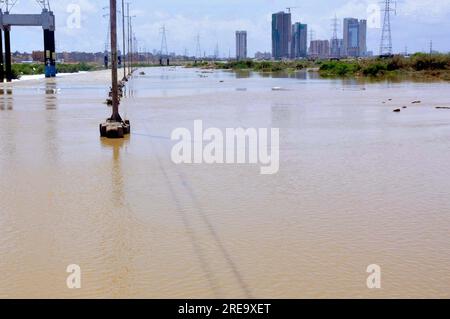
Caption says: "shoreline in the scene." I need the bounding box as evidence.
[185,54,450,82]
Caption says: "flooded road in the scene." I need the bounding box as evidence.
[0,67,449,298]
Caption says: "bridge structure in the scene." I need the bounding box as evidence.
[0,1,56,82]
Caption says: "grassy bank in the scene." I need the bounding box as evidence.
[11,63,99,79]
[185,54,450,81]
[186,60,313,73]
[319,54,450,80]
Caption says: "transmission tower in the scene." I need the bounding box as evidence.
[331,14,339,41]
[309,29,315,43]
[35,0,50,10]
[330,15,342,58]
[214,42,219,60]
[380,0,396,55]
[195,33,202,59]
[160,25,168,58]
[1,0,50,11]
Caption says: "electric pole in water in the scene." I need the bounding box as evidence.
[100,0,130,138]
[109,0,120,122]
[121,0,127,80]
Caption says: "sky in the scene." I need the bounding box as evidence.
[2,0,450,56]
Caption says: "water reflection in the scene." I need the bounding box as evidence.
[99,136,135,297]
[0,87,13,110]
[100,136,130,207]
[44,80,58,110]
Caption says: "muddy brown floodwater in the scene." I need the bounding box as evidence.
[0,68,449,298]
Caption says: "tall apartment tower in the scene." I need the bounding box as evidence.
[358,20,367,57]
[272,11,292,59]
[291,23,308,58]
[236,31,247,60]
[309,40,330,59]
[343,18,367,57]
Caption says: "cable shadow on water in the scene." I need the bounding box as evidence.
[139,122,253,298]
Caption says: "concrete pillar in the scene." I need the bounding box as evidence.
[0,29,4,82]
[4,27,12,82]
[44,29,56,78]
[44,29,51,78]
[49,30,56,77]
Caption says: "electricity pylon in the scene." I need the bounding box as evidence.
[380,0,396,55]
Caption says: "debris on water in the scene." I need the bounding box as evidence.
[393,109,401,113]
[219,80,224,83]
[412,100,422,104]
[436,106,450,109]
[402,106,407,109]
[139,71,145,75]
[272,87,283,91]
[388,98,392,101]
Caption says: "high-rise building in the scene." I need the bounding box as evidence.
[272,11,292,60]
[291,22,308,58]
[358,20,367,57]
[343,18,367,57]
[309,40,330,59]
[236,31,247,60]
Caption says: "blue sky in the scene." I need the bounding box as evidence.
[2,0,450,56]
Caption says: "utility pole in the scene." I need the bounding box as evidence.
[100,0,130,138]
[109,0,120,122]
[121,0,126,80]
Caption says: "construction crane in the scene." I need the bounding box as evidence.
[286,6,300,13]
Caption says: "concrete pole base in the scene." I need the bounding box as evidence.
[100,120,131,139]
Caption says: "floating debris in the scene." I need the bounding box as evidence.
[393,109,401,113]
[272,87,283,91]
[436,106,450,110]
[412,100,422,104]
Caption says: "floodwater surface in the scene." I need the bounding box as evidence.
[0,67,449,298]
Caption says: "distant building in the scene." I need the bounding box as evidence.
[32,51,45,63]
[358,20,367,56]
[254,51,272,60]
[291,22,308,58]
[236,31,248,60]
[309,40,330,59]
[272,11,292,59]
[330,38,343,58]
[343,18,367,57]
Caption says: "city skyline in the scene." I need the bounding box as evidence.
[1,0,450,56]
